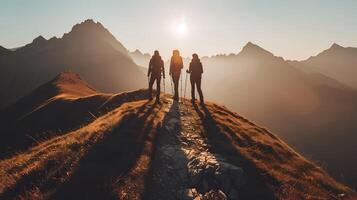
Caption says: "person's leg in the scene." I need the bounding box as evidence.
[156,76,161,99]
[196,78,204,103]
[173,77,179,100]
[190,77,196,101]
[148,76,155,99]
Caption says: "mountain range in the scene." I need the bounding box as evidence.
[0,19,146,108]
[200,43,357,189]
[289,43,357,89]
[1,19,357,191]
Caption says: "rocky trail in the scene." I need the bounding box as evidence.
[145,99,262,200]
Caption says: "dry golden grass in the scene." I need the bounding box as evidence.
[193,101,352,199]
[0,99,148,198]
[0,91,353,200]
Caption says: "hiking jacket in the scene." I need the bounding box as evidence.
[148,55,165,78]
[188,59,203,79]
[170,56,183,79]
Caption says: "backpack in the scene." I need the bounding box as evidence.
[170,56,183,73]
[150,56,163,76]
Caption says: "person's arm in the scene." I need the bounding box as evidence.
[200,62,203,74]
[180,57,183,69]
[186,62,192,73]
[147,59,152,76]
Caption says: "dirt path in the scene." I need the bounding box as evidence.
[145,99,245,200]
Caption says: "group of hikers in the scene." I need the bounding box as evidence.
[147,50,204,104]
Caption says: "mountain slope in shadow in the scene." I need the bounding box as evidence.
[0,73,353,200]
[0,19,146,108]
[0,72,148,156]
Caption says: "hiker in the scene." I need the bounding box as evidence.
[169,49,183,100]
[186,53,204,104]
[148,50,165,102]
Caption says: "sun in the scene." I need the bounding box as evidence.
[176,22,187,35]
[173,19,188,38]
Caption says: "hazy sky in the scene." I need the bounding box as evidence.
[1,0,356,60]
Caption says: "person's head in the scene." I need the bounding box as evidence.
[154,50,160,56]
[172,49,180,57]
[192,53,199,59]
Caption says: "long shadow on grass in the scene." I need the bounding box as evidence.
[192,102,278,200]
[0,100,160,200]
[49,100,162,200]
[0,90,151,159]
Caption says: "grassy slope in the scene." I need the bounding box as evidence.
[0,72,149,156]
[0,92,353,199]
[0,98,165,199]
[191,102,350,199]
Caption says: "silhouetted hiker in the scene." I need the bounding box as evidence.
[148,50,165,102]
[170,49,183,100]
[187,53,204,104]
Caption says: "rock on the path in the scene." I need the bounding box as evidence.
[215,162,245,193]
[186,151,245,197]
[160,145,188,172]
[178,188,201,200]
[202,189,227,200]
[164,118,181,132]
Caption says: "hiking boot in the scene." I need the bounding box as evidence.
[155,98,161,104]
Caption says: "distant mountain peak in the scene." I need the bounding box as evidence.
[53,71,82,82]
[67,19,106,36]
[50,71,97,96]
[75,19,103,29]
[242,42,264,51]
[330,43,344,50]
[239,42,274,57]
[244,41,255,48]
[55,19,130,55]
[133,49,143,55]
[32,35,47,44]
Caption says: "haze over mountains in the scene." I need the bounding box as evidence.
[131,41,357,189]
[200,43,357,189]
[129,49,151,67]
[1,19,357,192]
[0,19,146,108]
[290,43,357,89]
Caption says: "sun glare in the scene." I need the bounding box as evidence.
[173,19,188,38]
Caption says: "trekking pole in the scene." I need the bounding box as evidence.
[184,72,188,99]
[163,76,165,94]
[180,69,183,102]
[170,76,174,96]
[147,75,150,95]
